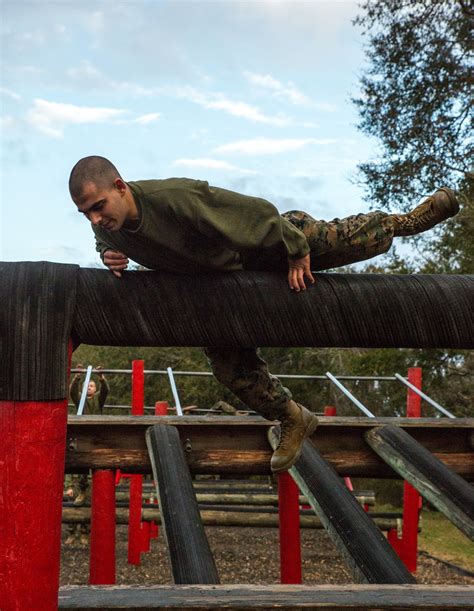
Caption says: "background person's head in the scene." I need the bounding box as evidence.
[87,380,97,398]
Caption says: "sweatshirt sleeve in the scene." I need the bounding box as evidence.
[97,378,109,410]
[184,184,310,259]
[69,376,81,408]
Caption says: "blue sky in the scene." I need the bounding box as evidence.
[1,0,382,267]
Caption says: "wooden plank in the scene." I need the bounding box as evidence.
[65,416,474,479]
[365,425,474,540]
[145,425,219,584]
[268,427,415,584]
[58,584,474,609]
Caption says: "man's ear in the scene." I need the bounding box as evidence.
[114,178,127,194]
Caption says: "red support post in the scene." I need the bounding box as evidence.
[400,367,422,573]
[278,472,302,584]
[128,359,146,565]
[0,400,68,611]
[388,367,422,573]
[324,405,337,416]
[90,469,116,584]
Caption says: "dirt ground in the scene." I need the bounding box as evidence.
[60,523,474,586]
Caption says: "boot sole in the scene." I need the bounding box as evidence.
[270,415,318,474]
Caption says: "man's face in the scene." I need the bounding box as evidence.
[74,179,130,231]
[87,381,97,398]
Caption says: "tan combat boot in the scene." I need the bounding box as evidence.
[270,400,318,473]
[391,187,459,237]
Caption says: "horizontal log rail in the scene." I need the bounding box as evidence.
[58,584,474,609]
[65,416,474,478]
[61,506,402,531]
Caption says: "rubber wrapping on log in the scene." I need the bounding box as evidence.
[0,261,78,400]
[73,269,474,349]
[1,262,473,401]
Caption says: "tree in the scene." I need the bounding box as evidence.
[353,0,472,211]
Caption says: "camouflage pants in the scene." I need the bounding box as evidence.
[206,210,395,420]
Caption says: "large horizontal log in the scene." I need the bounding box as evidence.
[73,269,474,349]
[65,415,474,479]
[58,584,474,610]
[2,262,472,401]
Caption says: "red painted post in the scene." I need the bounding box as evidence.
[278,472,302,584]
[324,405,337,416]
[400,367,422,573]
[0,400,68,611]
[128,359,145,565]
[90,469,116,584]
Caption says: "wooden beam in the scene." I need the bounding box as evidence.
[65,416,474,479]
[365,425,474,540]
[61,507,400,531]
[58,584,474,609]
[268,428,415,584]
[146,425,219,584]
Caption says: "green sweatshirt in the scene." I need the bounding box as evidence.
[69,377,109,415]
[93,179,310,273]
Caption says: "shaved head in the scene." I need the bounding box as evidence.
[69,156,122,201]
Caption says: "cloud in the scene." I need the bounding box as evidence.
[0,87,22,101]
[244,71,336,112]
[25,99,159,138]
[173,158,258,174]
[133,113,160,124]
[173,86,291,126]
[243,71,311,106]
[215,137,336,155]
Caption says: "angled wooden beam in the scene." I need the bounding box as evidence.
[268,428,415,584]
[58,584,474,609]
[146,424,219,584]
[365,425,474,540]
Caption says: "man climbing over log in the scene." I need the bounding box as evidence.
[69,155,459,473]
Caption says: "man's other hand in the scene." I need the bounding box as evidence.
[103,249,129,278]
[287,254,315,292]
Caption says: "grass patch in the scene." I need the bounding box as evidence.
[373,504,473,572]
[418,509,474,572]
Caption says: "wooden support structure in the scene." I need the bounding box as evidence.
[146,424,219,584]
[268,427,415,584]
[65,416,474,479]
[62,506,403,531]
[366,425,474,540]
[58,584,474,609]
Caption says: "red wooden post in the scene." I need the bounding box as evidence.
[128,359,145,565]
[278,472,302,584]
[400,367,422,573]
[90,469,116,584]
[388,367,422,573]
[0,400,68,611]
[324,405,337,416]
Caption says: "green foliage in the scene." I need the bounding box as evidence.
[353,0,472,211]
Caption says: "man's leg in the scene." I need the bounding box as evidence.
[283,210,395,270]
[283,187,459,270]
[203,347,318,473]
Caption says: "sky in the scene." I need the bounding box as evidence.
[1,0,382,268]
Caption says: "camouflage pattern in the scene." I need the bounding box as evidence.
[203,347,291,420]
[206,210,395,421]
[283,210,394,270]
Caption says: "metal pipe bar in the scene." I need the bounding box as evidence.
[76,365,93,416]
[167,367,183,416]
[394,374,456,419]
[71,368,397,381]
[325,372,375,418]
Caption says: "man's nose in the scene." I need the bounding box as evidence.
[89,211,101,225]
